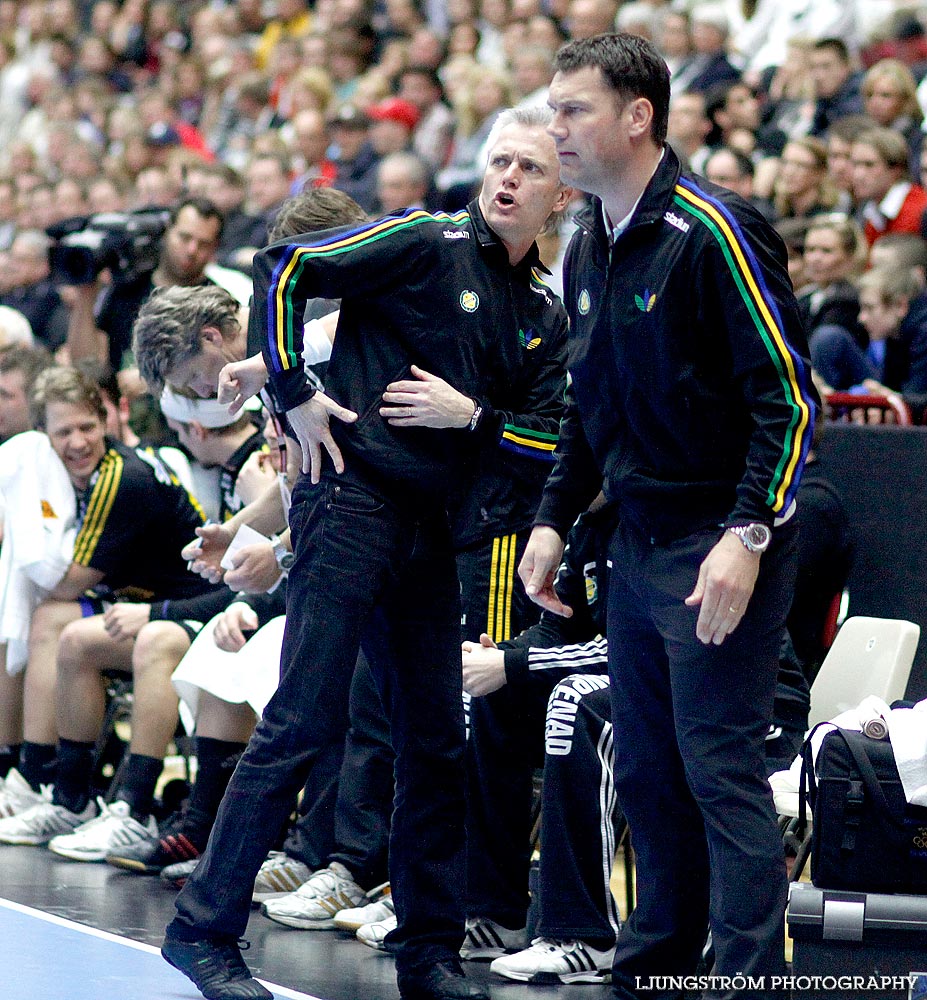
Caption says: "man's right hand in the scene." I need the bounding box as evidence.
[286,391,358,483]
[519,525,571,617]
[213,602,259,652]
[182,522,234,584]
[217,354,268,415]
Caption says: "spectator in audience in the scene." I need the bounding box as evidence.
[852,127,927,246]
[799,214,868,367]
[811,266,921,392]
[0,229,69,352]
[397,65,456,171]
[654,9,692,82]
[772,137,841,222]
[704,146,776,222]
[861,59,923,170]
[329,103,381,214]
[287,108,336,194]
[680,6,740,95]
[0,367,214,845]
[563,0,618,42]
[666,90,713,174]
[809,38,864,138]
[0,305,34,349]
[705,80,762,154]
[65,196,224,372]
[376,151,432,214]
[367,97,420,157]
[824,114,876,212]
[0,343,54,444]
[185,164,265,273]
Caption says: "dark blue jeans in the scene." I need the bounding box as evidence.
[169,472,466,977]
[608,521,795,1000]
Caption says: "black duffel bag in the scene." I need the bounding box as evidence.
[799,724,927,894]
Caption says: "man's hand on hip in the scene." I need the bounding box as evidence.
[519,525,572,617]
[287,391,358,483]
[685,530,761,646]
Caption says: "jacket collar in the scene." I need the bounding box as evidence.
[467,198,550,275]
[574,144,683,245]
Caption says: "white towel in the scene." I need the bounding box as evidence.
[0,431,76,673]
[886,699,927,807]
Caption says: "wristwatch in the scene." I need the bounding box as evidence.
[468,401,483,432]
[727,523,772,554]
[271,535,295,574]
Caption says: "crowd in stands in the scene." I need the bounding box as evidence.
[0,0,924,989]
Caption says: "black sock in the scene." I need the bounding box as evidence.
[0,744,22,779]
[53,738,95,814]
[113,753,163,820]
[184,737,246,843]
[19,741,56,792]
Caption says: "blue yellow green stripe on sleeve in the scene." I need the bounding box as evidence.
[673,178,814,514]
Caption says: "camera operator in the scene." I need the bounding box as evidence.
[64,196,225,372]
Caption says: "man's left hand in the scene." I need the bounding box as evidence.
[461,633,506,697]
[684,531,761,646]
[103,602,151,642]
[223,541,281,594]
[380,365,476,428]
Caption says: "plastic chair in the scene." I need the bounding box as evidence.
[807,615,919,727]
[774,616,920,880]
[824,392,912,426]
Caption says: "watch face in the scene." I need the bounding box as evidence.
[746,524,771,549]
[280,552,296,570]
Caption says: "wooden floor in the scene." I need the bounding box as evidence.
[0,842,615,1000]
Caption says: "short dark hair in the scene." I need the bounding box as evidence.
[554,33,671,145]
[813,38,850,64]
[269,188,368,242]
[171,195,225,242]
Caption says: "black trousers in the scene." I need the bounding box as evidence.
[170,473,465,979]
[608,520,796,1000]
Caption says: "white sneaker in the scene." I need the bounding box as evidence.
[0,769,46,819]
[490,937,614,984]
[334,883,393,931]
[252,851,312,903]
[261,861,365,929]
[0,797,95,845]
[49,799,158,862]
[356,912,398,951]
[460,917,526,960]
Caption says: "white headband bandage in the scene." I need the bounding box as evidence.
[160,386,249,428]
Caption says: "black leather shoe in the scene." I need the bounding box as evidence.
[399,959,490,1000]
[161,933,273,1000]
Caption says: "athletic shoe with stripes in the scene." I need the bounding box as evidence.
[252,851,312,903]
[460,917,525,960]
[106,810,202,874]
[49,799,158,862]
[0,768,47,819]
[160,857,199,888]
[489,938,614,984]
[356,912,397,951]
[261,861,365,929]
[0,796,95,845]
[334,882,393,931]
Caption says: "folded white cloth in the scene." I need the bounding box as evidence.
[171,613,285,733]
[887,700,927,807]
[0,432,76,673]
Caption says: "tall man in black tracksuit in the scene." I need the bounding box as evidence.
[161,106,573,1000]
[521,35,819,999]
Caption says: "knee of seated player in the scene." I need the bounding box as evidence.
[56,615,117,676]
[132,620,193,676]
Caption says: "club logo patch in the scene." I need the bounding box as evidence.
[578,289,591,315]
[635,288,656,312]
[518,328,542,350]
[460,290,480,313]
